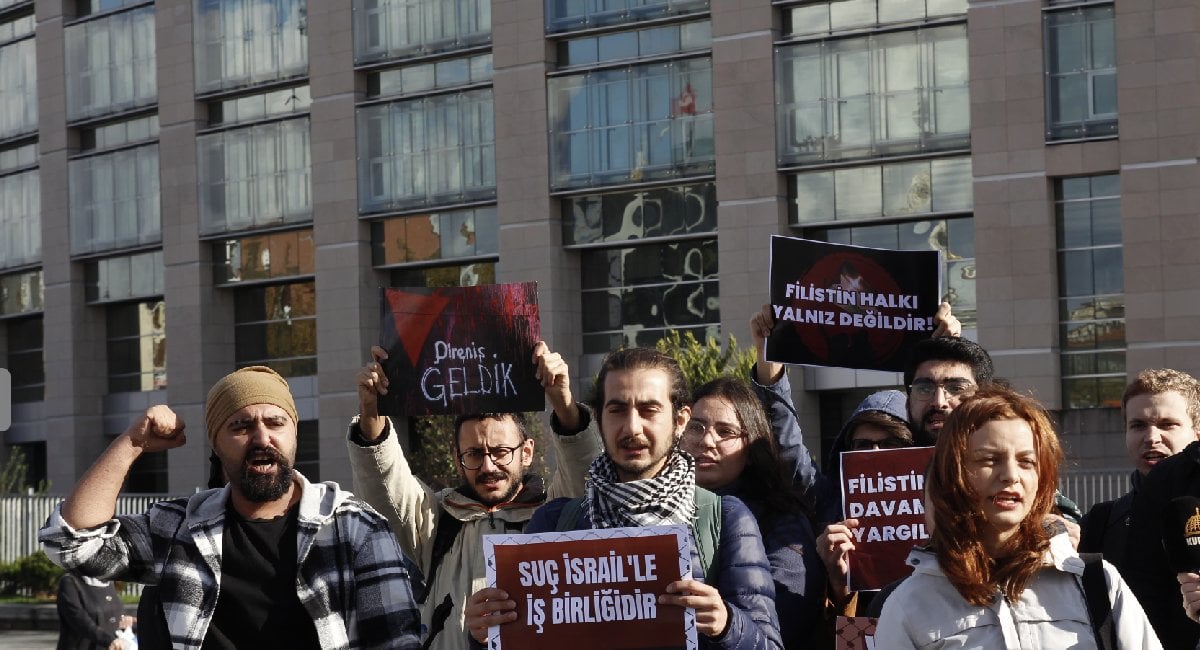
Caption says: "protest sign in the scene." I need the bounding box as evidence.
[378,283,542,416]
[834,616,878,650]
[766,235,941,371]
[483,525,697,650]
[840,446,934,592]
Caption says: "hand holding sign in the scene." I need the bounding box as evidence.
[356,346,390,441]
[660,579,727,638]
[817,518,861,604]
[533,341,578,430]
[466,588,517,645]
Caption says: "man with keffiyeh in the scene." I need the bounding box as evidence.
[465,347,783,650]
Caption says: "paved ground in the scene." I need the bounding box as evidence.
[0,630,56,649]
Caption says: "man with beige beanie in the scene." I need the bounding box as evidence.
[41,366,422,649]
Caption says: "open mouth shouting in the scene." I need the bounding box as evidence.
[991,490,1023,511]
[245,447,282,475]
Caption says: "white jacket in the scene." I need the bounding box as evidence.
[346,411,601,650]
[875,533,1162,649]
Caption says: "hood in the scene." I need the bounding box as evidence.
[825,390,912,495]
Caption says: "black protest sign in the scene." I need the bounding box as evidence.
[378,283,542,416]
[767,236,941,371]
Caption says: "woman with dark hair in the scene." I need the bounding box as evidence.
[680,376,824,648]
[875,385,1160,648]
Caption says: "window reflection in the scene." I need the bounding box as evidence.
[0,38,36,140]
[1045,5,1117,141]
[193,0,308,94]
[549,58,714,190]
[69,144,162,256]
[234,281,317,377]
[563,183,716,245]
[65,6,156,121]
[546,0,708,34]
[777,25,969,165]
[86,250,164,302]
[389,261,496,288]
[580,239,718,354]
[1056,174,1123,409]
[107,300,167,392]
[0,270,42,317]
[372,208,497,266]
[198,119,312,235]
[215,228,314,285]
[0,170,40,270]
[353,0,491,64]
[358,90,495,212]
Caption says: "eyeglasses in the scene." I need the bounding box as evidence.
[848,437,909,451]
[682,419,745,444]
[909,378,975,400]
[458,445,523,470]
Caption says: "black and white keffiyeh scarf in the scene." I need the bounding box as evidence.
[583,448,696,529]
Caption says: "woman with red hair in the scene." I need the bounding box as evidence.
[875,385,1160,648]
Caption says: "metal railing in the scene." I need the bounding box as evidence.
[1058,468,1130,513]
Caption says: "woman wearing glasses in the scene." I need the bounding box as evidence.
[875,385,1161,649]
[678,376,825,649]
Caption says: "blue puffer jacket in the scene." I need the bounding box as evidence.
[718,480,824,650]
[527,494,784,650]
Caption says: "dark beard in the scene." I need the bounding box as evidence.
[231,447,294,502]
[461,470,523,507]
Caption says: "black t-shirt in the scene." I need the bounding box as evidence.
[202,504,320,650]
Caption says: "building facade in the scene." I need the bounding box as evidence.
[0,0,1196,494]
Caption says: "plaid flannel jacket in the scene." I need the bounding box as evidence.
[40,473,420,650]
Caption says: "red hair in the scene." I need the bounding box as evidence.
[926,385,1063,606]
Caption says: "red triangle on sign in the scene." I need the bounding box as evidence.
[385,290,451,367]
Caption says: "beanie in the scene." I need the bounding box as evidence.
[205,366,298,445]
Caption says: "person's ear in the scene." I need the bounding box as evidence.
[674,405,691,442]
[520,438,535,469]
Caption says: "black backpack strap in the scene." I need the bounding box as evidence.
[422,508,464,606]
[1079,552,1116,650]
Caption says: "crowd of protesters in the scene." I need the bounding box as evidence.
[37,299,1200,649]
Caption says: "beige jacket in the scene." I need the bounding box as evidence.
[346,410,602,650]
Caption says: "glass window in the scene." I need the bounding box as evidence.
[233,280,317,378]
[557,20,710,68]
[5,441,47,491]
[0,11,34,43]
[65,5,156,121]
[1044,5,1117,140]
[358,89,495,212]
[389,261,496,287]
[85,250,163,302]
[6,315,43,402]
[124,450,167,492]
[1057,174,1122,408]
[0,269,42,317]
[0,170,40,270]
[549,58,714,190]
[563,182,716,245]
[372,208,497,266]
[76,0,148,16]
[580,238,718,354]
[367,54,493,99]
[194,0,308,94]
[0,37,36,141]
[784,0,967,38]
[215,228,315,285]
[777,25,970,165]
[198,118,311,235]
[106,300,166,392]
[69,144,161,256]
[207,85,310,127]
[790,157,972,223]
[806,217,977,327]
[353,0,491,64]
[0,142,37,175]
[295,420,319,481]
[79,114,159,151]
[546,0,708,34]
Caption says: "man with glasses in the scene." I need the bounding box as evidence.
[347,341,601,650]
[901,336,992,446]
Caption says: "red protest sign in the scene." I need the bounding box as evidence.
[483,526,697,650]
[840,446,934,591]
